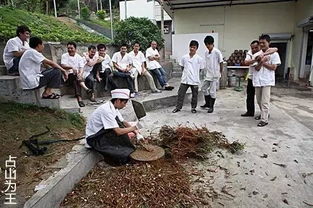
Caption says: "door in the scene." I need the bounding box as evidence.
[270,42,287,82]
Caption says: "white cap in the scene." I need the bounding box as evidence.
[111,89,130,99]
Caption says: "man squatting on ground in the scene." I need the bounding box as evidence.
[252,34,281,127]
[18,37,67,98]
[129,42,161,94]
[3,25,31,75]
[241,40,278,117]
[85,89,139,165]
[200,35,224,113]
[172,40,205,114]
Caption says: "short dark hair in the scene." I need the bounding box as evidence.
[16,25,31,37]
[67,41,77,49]
[111,98,129,103]
[133,41,140,46]
[121,43,128,48]
[29,37,43,49]
[189,40,199,48]
[97,44,106,51]
[251,40,259,45]
[88,45,96,51]
[259,34,271,42]
[204,36,214,45]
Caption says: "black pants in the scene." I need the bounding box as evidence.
[85,72,95,91]
[246,78,255,115]
[37,68,62,89]
[113,70,134,93]
[176,83,198,109]
[86,117,135,165]
[8,57,21,74]
[93,63,117,91]
[66,73,82,97]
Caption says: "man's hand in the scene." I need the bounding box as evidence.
[72,68,78,75]
[62,70,68,81]
[96,76,102,82]
[261,56,270,63]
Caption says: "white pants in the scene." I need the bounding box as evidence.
[133,70,158,92]
[201,80,218,98]
[255,86,271,123]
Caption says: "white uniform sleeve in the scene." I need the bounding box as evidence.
[245,51,253,61]
[270,52,281,65]
[200,57,205,69]
[112,53,118,63]
[145,48,152,58]
[218,50,223,63]
[78,55,85,68]
[100,111,119,129]
[6,39,19,53]
[61,54,68,65]
[117,111,124,122]
[31,50,45,64]
[140,52,145,63]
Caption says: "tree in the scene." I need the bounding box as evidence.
[114,17,164,51]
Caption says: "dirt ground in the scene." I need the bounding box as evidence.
[0,102,85,206]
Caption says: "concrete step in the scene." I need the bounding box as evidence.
[0,75,80,113]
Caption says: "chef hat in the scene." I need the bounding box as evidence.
[111,89,130,99]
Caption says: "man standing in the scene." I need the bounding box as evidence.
[200,36,223,113]
[253,34,281,127]
[129,42,161,94]
[146,41,174,91]
[241,40,278,117]
[85,89,138,165]
[19,37,67,98]
[112,44,135,98]
[61,42,86,107]
[3,25,31,75]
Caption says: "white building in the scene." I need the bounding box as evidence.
[158,0,313,82]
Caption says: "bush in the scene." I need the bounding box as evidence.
[96,10,106,20]
[81,6,90,20]
[0,7,110,43]
[114,17,164,51]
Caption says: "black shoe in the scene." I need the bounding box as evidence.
[200,95,211,109]
[191,109,197,113]
[241,112,254,117]
[172,108,180,113]
[207,98,215,113]
[257,121,268,127]
[78,101,85,107]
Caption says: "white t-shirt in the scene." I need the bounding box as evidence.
[112,52,132,71]
[3,37,29,69]
[85,101,124,148]
[145,47,162,70]
[179,53,205,85]
[82,53,98,79]
[61,53,84,74]
[19,48,45,89]
[204,48,223,81]
[129,50,146,74]
[100,54,113,72]
[253,52,281,87]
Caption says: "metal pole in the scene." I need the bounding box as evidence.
[109,0,114,41]
[160,0,165,59]
[53,0,57,17]
[77,0,80,19]
[124,0,127,19]
[96,0,99,12]
[100,0,103,11]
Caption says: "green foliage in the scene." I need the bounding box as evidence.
[0,7,110,43]
[96,10,106,20]
[81,6,90,20]
[114,17,163,51]
[14,0,43,12]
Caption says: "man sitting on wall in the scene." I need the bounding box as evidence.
[19,37,67,98]
[61,42,86,107]
[3,25,31,75]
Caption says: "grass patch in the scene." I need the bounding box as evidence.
[0,6,110,43]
